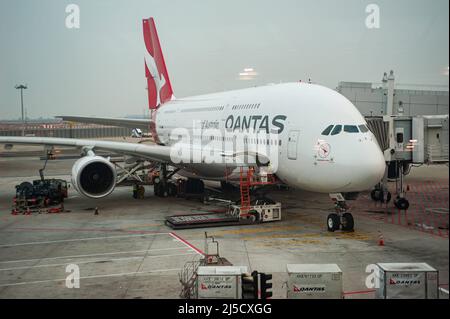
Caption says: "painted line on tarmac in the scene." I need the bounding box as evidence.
[0,247,188,264]
[439,287,449,295]
[343,289,376,296]
[0,252,197,271]
[2,226,163,234]
[0,232,170,248]
[169,232,204,256]
[0,267,181,287]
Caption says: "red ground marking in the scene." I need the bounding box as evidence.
[170,232,205,255]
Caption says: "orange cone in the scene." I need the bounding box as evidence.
[378,231,385,246]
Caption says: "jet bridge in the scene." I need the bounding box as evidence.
[366,114,448,209]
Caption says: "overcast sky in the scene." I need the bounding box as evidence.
[0,0,448,119]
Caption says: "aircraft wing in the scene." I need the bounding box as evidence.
[57,116,151,130]
[0,136,171,162]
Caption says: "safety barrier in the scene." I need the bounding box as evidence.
[350,181,449,238]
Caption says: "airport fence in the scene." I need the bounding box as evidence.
[350,181,449,238]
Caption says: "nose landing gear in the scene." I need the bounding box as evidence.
[327,193,354,232]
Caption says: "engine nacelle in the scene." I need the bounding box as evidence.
[71,155,116,198]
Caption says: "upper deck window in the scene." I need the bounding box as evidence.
[321,125,334,136]
[331,125,342,135]
[344,125,359,133]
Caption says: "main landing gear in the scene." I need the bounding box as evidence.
[151,163,205,199]
[152,163,178,198]
[327,193,354,232]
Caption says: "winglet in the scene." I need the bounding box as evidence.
[143,18,174,109]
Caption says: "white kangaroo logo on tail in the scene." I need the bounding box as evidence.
[145,51,166,107]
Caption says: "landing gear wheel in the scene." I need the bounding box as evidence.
[394,197,409,210]
[341,213,354,232]
[160,184,169,198]
[168,183,177,197]
[186,179,205,194]
[154,183,168,197]
[327,213,340,232]
[153,182,160,197]
[370,189,381,201]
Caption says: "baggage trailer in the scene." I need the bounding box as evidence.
[165,203,282,229]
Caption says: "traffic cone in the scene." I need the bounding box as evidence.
[378,231,385,246]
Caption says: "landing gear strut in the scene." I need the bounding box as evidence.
[327,193,354,232]
[153,163,179,198]
[371,161,410,210]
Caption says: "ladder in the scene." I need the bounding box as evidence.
[239,167,251,213]
[239,166,278,216]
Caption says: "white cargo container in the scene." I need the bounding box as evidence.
[375,263,439,299]
[286,264,343,299]
[196,266,248,299]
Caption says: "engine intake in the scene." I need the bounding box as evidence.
[71,155,116,198]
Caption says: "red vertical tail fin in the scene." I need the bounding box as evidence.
[143,18,174,109]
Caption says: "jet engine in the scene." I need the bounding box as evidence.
[71,155,116,198]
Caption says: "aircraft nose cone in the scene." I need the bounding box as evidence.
[355,143,386,190]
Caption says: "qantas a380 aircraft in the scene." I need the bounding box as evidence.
[0,18,386,231]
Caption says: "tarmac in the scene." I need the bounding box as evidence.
[0,147,448,299]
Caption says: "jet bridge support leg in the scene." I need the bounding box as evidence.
[327,193,354,232]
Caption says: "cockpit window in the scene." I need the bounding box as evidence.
[331,125,342,135]
[321,125,334,136]
[344,125,359,133]
[358,124,369,133]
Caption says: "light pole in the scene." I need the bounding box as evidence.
[15,84,27,136]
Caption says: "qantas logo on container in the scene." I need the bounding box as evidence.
[293,284,326,293]
[200,283,232,290]
[389,278,421,286]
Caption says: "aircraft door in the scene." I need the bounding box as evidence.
[287,130,299,160]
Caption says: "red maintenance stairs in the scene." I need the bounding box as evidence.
[165,166,279,229]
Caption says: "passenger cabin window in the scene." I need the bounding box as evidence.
[358,124,369,133]
[321,125,334,136]
[344,125,359,133]
[331,125,342,135]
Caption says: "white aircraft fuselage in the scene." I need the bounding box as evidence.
[153,82,386,193]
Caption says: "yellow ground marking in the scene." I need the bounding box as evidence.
[121,223,161,229]
[240,231,373,241]
[209,225,304,236]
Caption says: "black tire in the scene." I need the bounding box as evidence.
[327,213,340,232]
[248,210,259,223]
[18,182,34,198]
[186,179,205,194]
[159,183,169,198]
[153,182,160,196]
[168,183,177,197]
[394,197,409,210]
[371,189,381,201]
[341,213,354,231]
